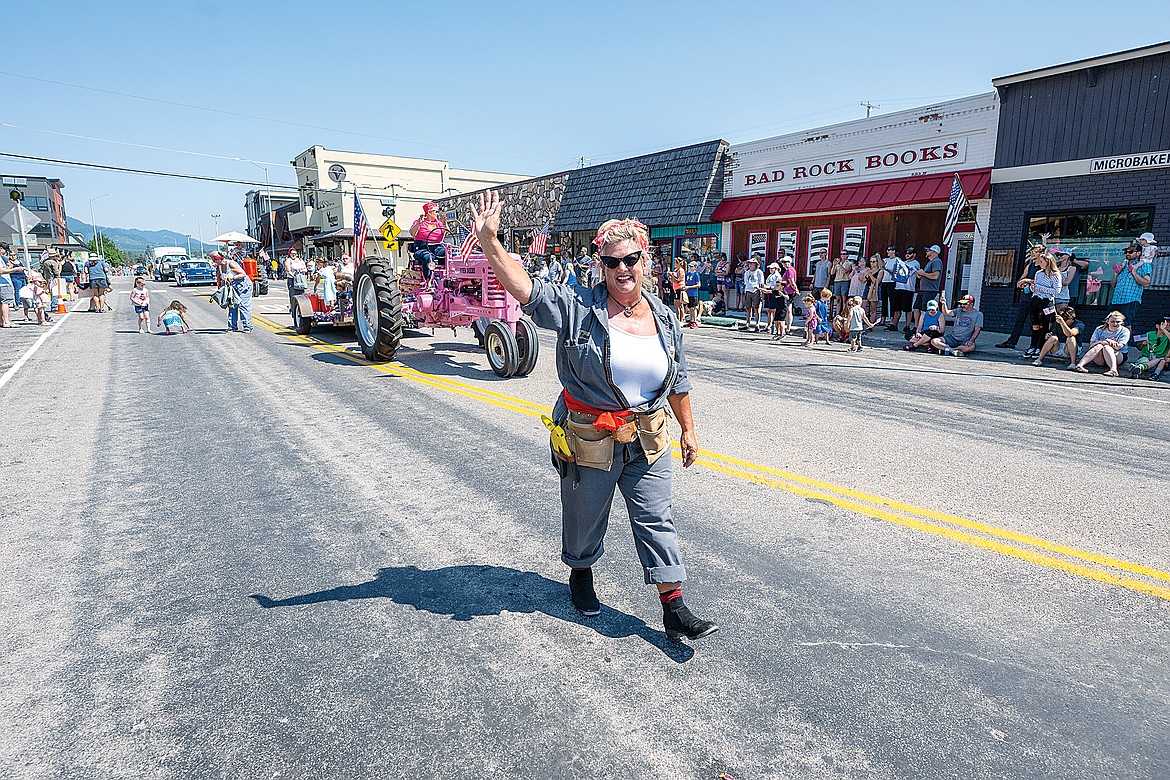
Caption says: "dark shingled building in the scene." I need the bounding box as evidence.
[437,140,727,257]
[552,141,727,232]
[982,42,1170,334]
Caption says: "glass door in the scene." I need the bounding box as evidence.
[949,238,973,302]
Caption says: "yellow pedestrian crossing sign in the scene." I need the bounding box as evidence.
[379,218,401,251]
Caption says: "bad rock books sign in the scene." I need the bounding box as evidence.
[732,138,969,196]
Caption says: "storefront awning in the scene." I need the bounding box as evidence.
[710,168,992,222]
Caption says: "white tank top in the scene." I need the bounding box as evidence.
[607,323,669,406]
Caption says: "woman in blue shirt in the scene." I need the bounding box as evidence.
[684,260,701,328]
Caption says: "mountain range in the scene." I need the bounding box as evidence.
[67,217,215,255]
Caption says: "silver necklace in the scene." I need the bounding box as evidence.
[610,296,641,318]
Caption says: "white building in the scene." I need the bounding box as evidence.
[286,146,527,266]
[712,93,1000,302]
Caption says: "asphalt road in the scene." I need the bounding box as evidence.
[2,277,1168,779]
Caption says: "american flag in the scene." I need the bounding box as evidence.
[454,221,478,259]
[941,173,970,244]
[528,220,550,255]
[353,195,370,264]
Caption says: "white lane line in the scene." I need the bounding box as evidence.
[0,312,73,393]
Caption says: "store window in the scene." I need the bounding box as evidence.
[842,225,868,262]
[676,235,718,261]
[1027,210,1153,306]
[747,231,768,259]
[775,229,798,266]
[805,228,830,277]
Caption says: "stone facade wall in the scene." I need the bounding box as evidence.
[435,173,569,232]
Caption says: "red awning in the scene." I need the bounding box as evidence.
[711,168,993,222]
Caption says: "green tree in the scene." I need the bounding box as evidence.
[87,234,125,265]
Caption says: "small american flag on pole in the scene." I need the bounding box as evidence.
[941,173,970,244]
[454,222,478,259]
[528,220,550,255]
[353,195,370,264]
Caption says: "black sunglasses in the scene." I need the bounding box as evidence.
[600,250,644,269]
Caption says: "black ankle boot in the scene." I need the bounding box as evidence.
[661,596,719,641]
[569,568,600,616]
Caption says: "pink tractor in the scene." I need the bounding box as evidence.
[352,242,540,378]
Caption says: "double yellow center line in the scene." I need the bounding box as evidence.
[250,312,1170,602]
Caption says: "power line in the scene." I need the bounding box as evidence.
[0,121,296,170]
[0,151,279,187]
[0,150,457,202]
[0,70,556,167]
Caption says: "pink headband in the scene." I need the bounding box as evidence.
[592,219,649,252]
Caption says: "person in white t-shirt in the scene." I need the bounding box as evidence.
[740,255,765,332]
[130,276,151,333]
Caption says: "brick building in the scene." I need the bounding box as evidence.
[981,42,1170,333]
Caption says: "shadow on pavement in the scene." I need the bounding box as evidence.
[250,564,695,662]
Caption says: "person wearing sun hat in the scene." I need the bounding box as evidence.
[741,254,765,331]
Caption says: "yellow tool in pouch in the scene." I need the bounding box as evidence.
[541,415,575,461]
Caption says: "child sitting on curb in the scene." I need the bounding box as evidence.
[1128,315,1170,379]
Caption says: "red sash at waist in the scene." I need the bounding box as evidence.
[562,390,632,433]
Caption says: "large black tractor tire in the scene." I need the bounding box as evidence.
[513,317,540,377]
[354,260,404,362]
[292,303,313,335]
[484,319,519,378]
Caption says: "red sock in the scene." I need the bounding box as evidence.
[659,588,682,604]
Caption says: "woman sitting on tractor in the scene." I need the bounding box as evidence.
[409,202,447,286]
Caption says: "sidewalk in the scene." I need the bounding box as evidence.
[708,307,1010,352]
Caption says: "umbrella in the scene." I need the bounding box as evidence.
[213,231,260,243]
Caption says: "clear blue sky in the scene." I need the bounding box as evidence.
[1,0,1161,236]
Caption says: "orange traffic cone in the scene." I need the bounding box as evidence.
[57,299,67,314]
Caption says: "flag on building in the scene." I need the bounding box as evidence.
[941,173,970,244]
[353,195,370,264]
[528,220,550,255]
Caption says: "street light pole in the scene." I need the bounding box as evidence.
[88,193,112,262]
[211,213,221,239]
[244,161,276,259]
[183,233,192,256]
[182,214,205,258]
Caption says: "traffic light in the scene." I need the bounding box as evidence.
[9,189,21,201]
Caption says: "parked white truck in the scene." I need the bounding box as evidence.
[151,247,189,281]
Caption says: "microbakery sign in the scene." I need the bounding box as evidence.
[724,93,999,198]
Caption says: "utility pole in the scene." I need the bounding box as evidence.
[183,233,192,257]
[861,101,880,118]
[575,156,592,169]
[211,213,221,239]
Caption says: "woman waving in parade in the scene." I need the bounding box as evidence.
[470,190,718,642]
